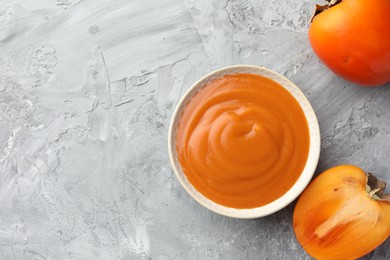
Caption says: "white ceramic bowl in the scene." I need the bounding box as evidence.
[168,65,321,218]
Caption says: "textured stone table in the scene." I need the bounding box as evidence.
[0,0,389,259]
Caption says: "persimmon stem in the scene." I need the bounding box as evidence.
[369,188,381,200]
[367,173,390,201]
[311,0,343,22]
[328,0,341,5]
[369,188,381,196]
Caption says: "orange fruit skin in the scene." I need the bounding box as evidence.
[309,0,390,86]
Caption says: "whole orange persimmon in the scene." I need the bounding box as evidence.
[309,0,390,86]
[293,165,390,259]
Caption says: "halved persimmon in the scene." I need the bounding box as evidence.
[293,165,390,259]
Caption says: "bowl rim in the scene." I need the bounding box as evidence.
[168,65,321,218]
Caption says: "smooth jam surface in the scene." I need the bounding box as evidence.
[176,74,310,208]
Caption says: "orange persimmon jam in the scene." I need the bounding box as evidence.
[176,73,310,209]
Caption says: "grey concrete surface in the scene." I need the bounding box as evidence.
[0,0,389,259]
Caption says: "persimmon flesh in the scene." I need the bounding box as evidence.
[293,165,390,259]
